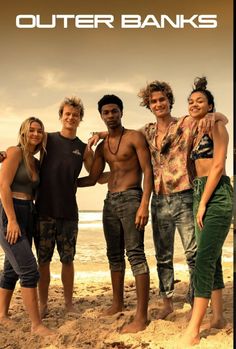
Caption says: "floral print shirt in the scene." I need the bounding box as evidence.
[141,116,196,194]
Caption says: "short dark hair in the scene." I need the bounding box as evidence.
[98,94,123,113]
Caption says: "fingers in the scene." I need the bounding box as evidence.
[210,117,215,129]
[198,113,215,133]
[197,216,203,230]
[6,231,16,244]
[135,215,148,230]
[6,226,21,245]
[198,119,210,133]
[88,135,99,150]
[196,211,204,230]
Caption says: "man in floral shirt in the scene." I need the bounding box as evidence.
[138,80,225,319]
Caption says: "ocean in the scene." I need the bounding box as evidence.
[0,211,233,281]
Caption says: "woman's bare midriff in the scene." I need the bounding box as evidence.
[12,192,33,200]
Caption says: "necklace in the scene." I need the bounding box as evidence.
[156,124,169,135]
[107,127,125,155]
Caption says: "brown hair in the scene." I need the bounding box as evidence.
[138,80,175,110]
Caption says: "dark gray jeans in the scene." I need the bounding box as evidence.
[0,199,39,289]
[103,188,149,276]
[151,189,197,304]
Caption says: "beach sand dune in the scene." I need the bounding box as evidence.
[0,226,233,349]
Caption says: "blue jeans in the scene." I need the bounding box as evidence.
[151,190,197,303]
[0,199,39,289]
[103,188,149,276]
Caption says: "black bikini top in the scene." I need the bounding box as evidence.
[190,134,213,161]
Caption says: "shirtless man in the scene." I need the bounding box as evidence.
[88,81,227,321]
[77,94,153,333]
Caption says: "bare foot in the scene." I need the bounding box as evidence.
[32,324,56,337]
[120,319,147,334]
[102,304,123,316]
[210,317,227,329]
[65,304,78,314]
[178,330,200,347]
[155,306,173,320]
[202,317,227,330]
[40,305,48,319]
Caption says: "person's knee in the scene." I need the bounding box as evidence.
[0,274,18,290]
[20,269,40,288]
[38,262,50,281]
[60,254,74,264]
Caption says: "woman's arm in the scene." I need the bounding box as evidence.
[0,147,22,244]
[196,121,228,228]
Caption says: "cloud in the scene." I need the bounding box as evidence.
[89,80,136,94]
[38,69,66,89]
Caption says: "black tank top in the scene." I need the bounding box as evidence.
[35,132,86,220]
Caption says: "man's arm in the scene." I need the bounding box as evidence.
[83,145,109,184]
[185,112,228,135]
[78,143,106,187]
[87,131,108,150]
[132,132,153,230]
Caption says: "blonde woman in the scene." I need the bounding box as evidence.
[0,117,54,336]
[181,78,233,346]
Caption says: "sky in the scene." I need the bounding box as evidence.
[0,0,233,210]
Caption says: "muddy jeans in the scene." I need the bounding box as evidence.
[151,189,197,304]
[103,188,149,276]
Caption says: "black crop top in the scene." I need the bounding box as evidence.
[11,158,40,196]
[190,134,213,161]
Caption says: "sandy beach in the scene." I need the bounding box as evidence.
[0,223,233,349]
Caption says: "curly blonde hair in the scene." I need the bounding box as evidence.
[138,80,175,110]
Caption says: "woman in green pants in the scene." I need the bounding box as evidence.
[180,77,233,346]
